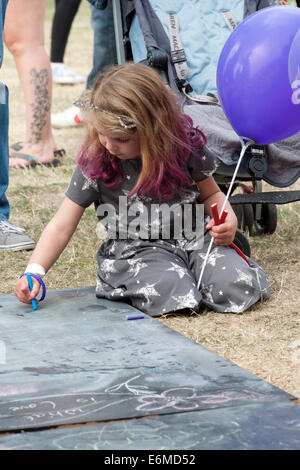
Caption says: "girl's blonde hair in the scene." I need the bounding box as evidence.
[78,63,206,199]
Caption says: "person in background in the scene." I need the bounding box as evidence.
[51,0,117,128]
[0,0,35,250]
[50,0,85,85]
[4,0,65,168]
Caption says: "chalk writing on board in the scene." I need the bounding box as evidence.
[105,375,157,395]
[1,373,269,431]
[135,387,267,412]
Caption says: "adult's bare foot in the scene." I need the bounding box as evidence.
[9,143,63,168]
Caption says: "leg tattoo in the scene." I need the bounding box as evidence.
[28,68,50,145]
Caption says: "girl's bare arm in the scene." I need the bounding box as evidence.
[15,197,85,304]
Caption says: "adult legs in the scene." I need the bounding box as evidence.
[50,0,82,63]
[51,1,117,127]
[4,0,57,168]
[0,2,35,249]
[50,0,84,85]
[86,1,117,89]
[0,89,35,250]
[0,85,10,222]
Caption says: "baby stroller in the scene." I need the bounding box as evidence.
[110,0,300,254]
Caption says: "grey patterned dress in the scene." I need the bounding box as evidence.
[66,153,269,316]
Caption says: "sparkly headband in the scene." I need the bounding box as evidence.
[74,99,136,129]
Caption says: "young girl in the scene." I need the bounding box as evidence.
[14,63,269,315]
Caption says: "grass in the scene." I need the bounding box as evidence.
[1,0,300,400]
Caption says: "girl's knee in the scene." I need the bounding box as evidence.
[198,248,269,313]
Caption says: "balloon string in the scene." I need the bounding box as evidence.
[197,138,254,290]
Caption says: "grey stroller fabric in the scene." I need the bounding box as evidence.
[184,103,300,188]
[266,135,300,187]
[121,0,300,188]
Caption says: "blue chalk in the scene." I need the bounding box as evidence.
[26,274,37,311]
[125,314,145,320]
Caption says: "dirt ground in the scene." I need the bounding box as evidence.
[1,1,299,401]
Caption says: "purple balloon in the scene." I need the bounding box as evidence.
[217,6,300,145]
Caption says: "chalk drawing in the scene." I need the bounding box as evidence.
[1,373,269,431]
[51,418,242,450]
[105,375,157,395]
[135,387,266,413]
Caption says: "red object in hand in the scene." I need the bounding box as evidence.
[211,204,252,267]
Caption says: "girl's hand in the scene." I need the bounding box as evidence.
[14,276,41,305]
[206,210,238,246]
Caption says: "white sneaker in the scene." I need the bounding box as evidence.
[51,105,84,128]
[51,63,85,85]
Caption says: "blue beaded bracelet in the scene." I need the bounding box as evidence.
[19,273,46,302]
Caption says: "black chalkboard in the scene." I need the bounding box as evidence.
[0,287,299,449]
[0,400,300,450]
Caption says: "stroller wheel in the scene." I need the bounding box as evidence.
[232,204,254,235]
[232,205,243,228]
[254,203,277,235]
[241,204,254,234]
[233,228,251,258]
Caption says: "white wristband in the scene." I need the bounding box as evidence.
[25,263,46,277]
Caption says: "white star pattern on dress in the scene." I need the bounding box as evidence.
[82,175,98,191]
[127,258,148,277]
[234,268,253,287]
[198,249,225,267]
[100,259,119,278]
[166,262,189,279]
[135,283,160,303]
[175,238,189,250]
[171,288,199,309]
